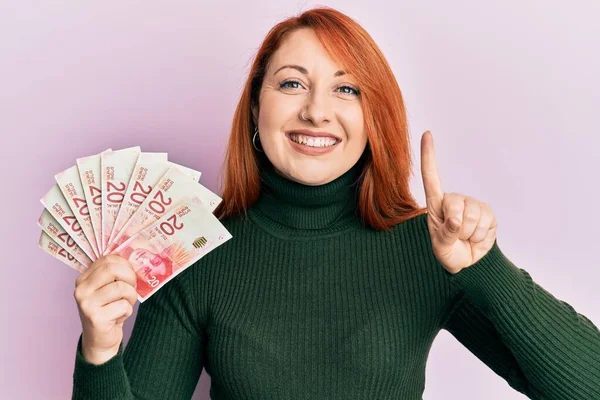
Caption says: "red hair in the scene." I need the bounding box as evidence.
[214,6,427,230]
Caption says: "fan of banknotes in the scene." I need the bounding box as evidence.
[37,146,232,302]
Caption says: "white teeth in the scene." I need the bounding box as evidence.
[289,133,337,147]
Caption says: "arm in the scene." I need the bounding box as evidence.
[72,266,206,400]
[441,240,600,400]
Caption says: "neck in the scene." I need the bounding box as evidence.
[248,155,367,239]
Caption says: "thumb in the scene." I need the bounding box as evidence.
[439,216,461,244]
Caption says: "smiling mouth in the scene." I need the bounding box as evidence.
[286,132,341,148]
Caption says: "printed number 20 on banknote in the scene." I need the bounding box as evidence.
[112,196,232,302]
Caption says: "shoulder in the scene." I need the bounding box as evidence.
[185,212,253,273]
[219,212,255,236]
[384,212,430,244]
[386,211,455,288]
[389,212,447,277]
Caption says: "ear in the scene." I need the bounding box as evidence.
[251,103,259,127]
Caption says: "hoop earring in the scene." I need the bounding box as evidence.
[252,126,264,153]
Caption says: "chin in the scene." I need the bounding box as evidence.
[288,170,335,186]
[272,156,340,185]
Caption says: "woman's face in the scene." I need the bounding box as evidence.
[252,27,368,186]
[129,248,168,278]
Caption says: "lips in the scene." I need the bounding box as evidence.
[286,133,340,155]
[286,129,342,141]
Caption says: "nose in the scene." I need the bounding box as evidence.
[300,91,333,124]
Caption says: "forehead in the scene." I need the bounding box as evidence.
[268,28,343,74]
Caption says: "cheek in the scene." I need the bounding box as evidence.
[259,92,297,132]
[135,262,153,278]
[155,263,167,275]
[338,113,366,147]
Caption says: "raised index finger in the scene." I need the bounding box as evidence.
[420,131,444,209]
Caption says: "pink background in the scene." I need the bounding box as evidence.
[2,1,599,399]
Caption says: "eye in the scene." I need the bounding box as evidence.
[151,256,162,266]
[279,80,360,96]
[336,85,360,96]
[279,80,304,90]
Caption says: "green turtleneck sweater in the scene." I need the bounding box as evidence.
[72,159,600,400]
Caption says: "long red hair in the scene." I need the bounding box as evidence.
[214,6,427,230]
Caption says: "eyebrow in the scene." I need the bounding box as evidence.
[273,64,347,77]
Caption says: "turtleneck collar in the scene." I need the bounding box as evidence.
[247,153,367,240]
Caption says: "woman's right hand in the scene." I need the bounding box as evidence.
[74,254,138,365]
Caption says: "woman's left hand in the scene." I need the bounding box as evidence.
[420,131,498,275]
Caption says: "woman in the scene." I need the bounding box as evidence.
[120,246,175,298]
[72,6,600,399]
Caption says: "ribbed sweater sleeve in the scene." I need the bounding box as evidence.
[72,266,205,400]
[441,239,600,399]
